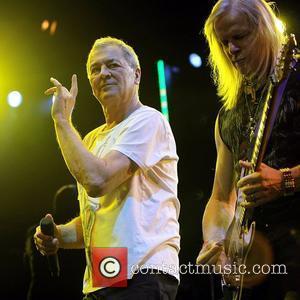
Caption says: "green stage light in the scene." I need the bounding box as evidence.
[156,60,169,121]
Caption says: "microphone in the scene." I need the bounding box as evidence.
[40,215,60,277]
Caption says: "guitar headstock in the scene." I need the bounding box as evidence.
[271,33,298,84]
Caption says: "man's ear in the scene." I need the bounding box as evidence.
[134,67,141,85]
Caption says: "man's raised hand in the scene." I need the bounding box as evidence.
[45,74,78,123]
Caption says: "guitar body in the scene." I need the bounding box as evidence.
[225,218,255,280]
[222,216,255,300]
[223,217,274,300]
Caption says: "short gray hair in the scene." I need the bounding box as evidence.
[86,36,140,79]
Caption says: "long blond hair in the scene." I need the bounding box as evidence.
[204,0,286,110]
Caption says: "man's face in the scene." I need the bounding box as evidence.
[89,45,140,105]
[214,10,262,77]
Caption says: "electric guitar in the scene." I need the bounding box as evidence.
[222,34,299,300]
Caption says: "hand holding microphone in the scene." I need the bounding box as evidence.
[34,214,60,277]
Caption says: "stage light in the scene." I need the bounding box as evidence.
[156,60,169,121]
[189,53,202,68]
[7,91,23,108]
[41,20,50,31]
[50,21,57,35]
[41,20,58,35]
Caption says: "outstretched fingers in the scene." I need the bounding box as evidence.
[50,77,62,87]
[44,77,62,96]
[44,87,57,96]
[70,74,78,98]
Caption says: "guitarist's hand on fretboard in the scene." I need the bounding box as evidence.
[237,160,283,208]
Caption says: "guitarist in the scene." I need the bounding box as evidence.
[196,0,300,299]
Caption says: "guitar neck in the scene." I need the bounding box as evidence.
[251,34,298,170]
[236,75,289,226]
[250,83,273,170]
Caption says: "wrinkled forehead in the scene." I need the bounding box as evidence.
[89,45,127,66]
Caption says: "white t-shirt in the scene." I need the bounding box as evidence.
[77,105,180,294]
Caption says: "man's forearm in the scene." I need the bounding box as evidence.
[202,197,235,243]
[57,216,85,249]
[54,119,107,194]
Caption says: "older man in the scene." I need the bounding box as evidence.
[197,0,300,299]
[35,37,180,300]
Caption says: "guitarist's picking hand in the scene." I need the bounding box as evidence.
[196,241,225,266]
[237,160,283,207]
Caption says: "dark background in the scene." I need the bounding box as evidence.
[0,0,299,298]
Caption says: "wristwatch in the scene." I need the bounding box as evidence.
[280,168,296,196]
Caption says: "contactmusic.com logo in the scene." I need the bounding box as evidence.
[91,247,128,287]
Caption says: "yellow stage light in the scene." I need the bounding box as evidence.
[41,19,50,31]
